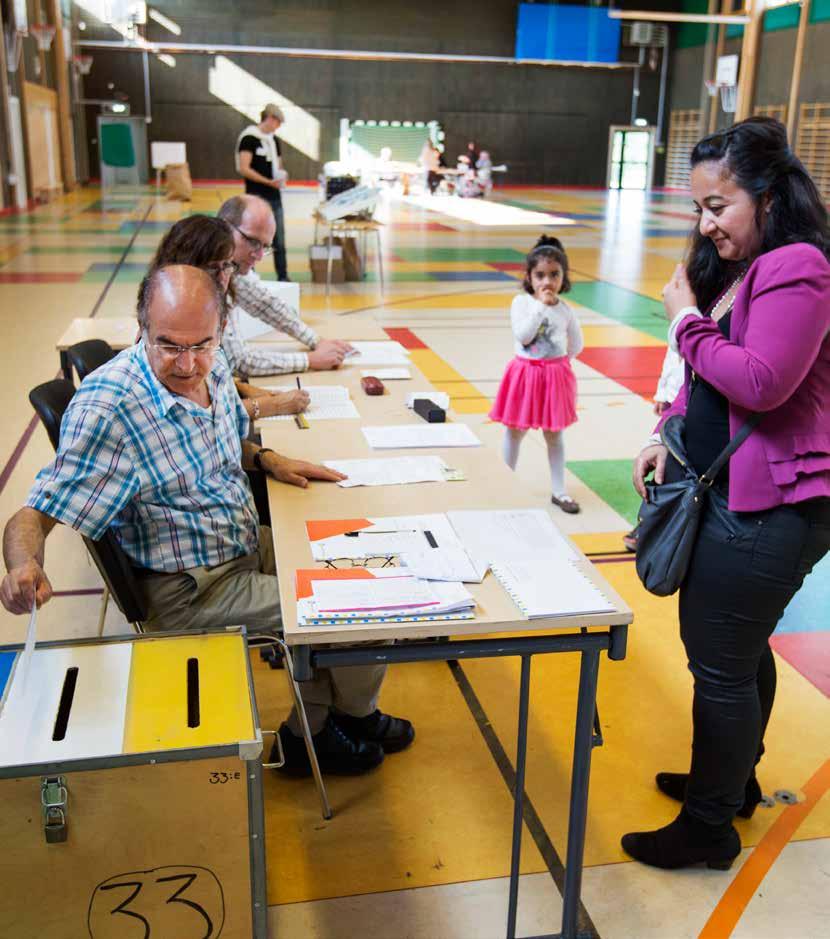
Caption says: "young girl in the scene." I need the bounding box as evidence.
[489,236,584,513]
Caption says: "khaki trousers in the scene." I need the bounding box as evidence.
[139,527,387,734]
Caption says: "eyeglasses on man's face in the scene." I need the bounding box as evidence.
[231,223,274,257]
[146,336,221,359]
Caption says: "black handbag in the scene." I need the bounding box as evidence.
[635,413,762,596]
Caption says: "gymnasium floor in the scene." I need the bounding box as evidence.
[0,183,827,939]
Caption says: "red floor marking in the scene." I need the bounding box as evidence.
[577,346,665,399]
[487,262,525,272]
[770,633,830,697]
[0,272,83,284]
[383,327,428,350]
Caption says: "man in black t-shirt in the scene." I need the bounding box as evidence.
[236,103,289,280]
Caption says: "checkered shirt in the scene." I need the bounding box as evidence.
[27,343,260,573]
[221,271,319,376]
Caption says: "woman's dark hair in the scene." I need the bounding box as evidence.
[140,214,237,318]
[686,116,830,311]
[523,235,571,296]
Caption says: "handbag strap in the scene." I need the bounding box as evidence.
[699,413,763,487]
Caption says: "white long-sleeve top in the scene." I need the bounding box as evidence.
[654,346,685,404]
[510,293,584,360]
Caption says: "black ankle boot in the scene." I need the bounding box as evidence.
[621,808,740,870]
[656,772,763,819]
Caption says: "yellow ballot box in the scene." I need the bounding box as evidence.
[0,630,268,939]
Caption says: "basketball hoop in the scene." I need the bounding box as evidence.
[719,84,737,114]
[30,22,56,52]
[705,80,737,114]
[73,54,93,75]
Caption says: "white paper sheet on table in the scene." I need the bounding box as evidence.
[400,545,484,583]
[360,368,411,380]
[323,456,451,488]
[362,424,481,449]
[345,341,410,366]
[448,508,578,579]
[490,557,615,619]
[308,513,469,564]
[262,385,359,421]
[308,577,474,618]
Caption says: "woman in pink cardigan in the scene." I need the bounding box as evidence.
[624,117,830,871]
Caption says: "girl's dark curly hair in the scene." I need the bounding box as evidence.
[522,235,571,296]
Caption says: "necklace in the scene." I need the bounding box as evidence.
[691,270,746,385]
[710,271,746,322]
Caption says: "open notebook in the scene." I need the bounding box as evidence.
[490,558,615,619]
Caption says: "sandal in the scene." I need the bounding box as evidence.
[551,494,580,514]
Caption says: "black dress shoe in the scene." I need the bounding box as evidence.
[656,771,763,819]
[272,715,384,777]
[333,709,415,754]
[621,808,740,870]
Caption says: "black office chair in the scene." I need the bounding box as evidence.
[66,339,117,383]
[29,379,147,634]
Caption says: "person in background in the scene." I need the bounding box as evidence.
[217,196,353,376]
[146,213,309,418]
[624,117,830,871]
[489,236,584,513]
[236,103,290,280]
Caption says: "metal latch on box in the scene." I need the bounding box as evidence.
[41,776,68,844]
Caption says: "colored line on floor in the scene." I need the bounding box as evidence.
[566,460,643,527]
[568,281,667,342]
[0,272,83,284]
[446,659,601,939]
[769,633,830,698]
[0,413,39,498]
[697,758,830,939]
[577,346,666,399]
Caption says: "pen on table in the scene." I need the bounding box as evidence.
[294,375,309,429]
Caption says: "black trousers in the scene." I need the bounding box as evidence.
[679,493,830,826]
[261,190,288,280]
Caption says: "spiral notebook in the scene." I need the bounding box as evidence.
[490,558,615,619]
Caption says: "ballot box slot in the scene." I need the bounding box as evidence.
[186,657,201,728]
[51,667,79,742]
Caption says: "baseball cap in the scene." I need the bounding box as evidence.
[262,104,285,122]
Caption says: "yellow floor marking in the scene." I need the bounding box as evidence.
[124,634,254,752]
[409,348,491,414]
[570,531,633,555]
[581,325,665,348]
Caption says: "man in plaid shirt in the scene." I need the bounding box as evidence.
[218,195,353,376]
[1,265,414,776]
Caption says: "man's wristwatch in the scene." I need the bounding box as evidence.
[250,398,261,420]
[253,447,274,471]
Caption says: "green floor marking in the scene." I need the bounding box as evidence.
[568,282,667,342]
[566,459,641,526]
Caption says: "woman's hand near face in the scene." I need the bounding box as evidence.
[662,264,698,320]
[633,444,668,500]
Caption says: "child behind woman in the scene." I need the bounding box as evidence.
[489,236,584,513]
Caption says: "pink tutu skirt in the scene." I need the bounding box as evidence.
[489,356,577,431]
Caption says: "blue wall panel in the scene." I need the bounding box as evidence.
[516,3,621,63]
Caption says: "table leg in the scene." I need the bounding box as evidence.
[60,350,72,383]
[506,654,532,939]
[559,649,601,939]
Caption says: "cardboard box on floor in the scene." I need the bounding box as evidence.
[309,244,345,283]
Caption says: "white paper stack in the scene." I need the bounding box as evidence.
[297,570,475,626]
[262,385,359,421]
[360,368,411,380]
[345,341,410,366]
[490,558,615,619]
[323,456,452,488]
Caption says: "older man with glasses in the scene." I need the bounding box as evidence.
[1,265,414,776]
[217,194,353,377]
